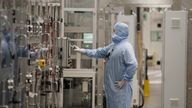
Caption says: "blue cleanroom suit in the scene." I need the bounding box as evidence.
[81,22,138,108]
[1,31,11,67]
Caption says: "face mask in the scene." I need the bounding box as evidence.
[112,33,127,44]
[3,31,11,42]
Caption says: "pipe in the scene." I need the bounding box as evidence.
[58,0,64,108]
[136,7,140,31]
[60,0,64,38]
[138,86,144,108]
[1,81,6,106]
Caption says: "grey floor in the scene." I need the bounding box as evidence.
[143,69,162,108]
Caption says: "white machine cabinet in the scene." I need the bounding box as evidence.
[163,11,188,108]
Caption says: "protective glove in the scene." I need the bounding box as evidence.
[115,80,127,89]
[72,45,85,53]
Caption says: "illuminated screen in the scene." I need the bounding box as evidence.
[83,33,93,44]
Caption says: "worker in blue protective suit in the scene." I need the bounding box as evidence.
[73,22,138,108]
[1,31,12,67]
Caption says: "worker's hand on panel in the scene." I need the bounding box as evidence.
[115,80,127,89]
[72,45,85,53]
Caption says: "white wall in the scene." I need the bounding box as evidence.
[117,14,136,48]
[163,10,187,108]
[142,9,163,64]
[142,12,151,49]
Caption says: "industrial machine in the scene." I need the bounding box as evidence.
[62,0,97,107]
[0,0,145,108]
[0,8,16,108]
[0,0,64,108]
[162,10,188,108]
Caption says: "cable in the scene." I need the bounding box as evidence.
[138,86,144,108]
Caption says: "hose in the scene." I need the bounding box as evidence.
[138,86,144,108]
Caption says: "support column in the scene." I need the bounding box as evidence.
[59,0,64,107]
[96,7,106,108]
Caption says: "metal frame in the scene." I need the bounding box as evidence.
[58,0,65,107]
[64,8,94,12]
[63,0,97,69]
[187,9,192,108]
[92,0,97,68]
[62,0,97,107]
[31,2,60,6]
[63,69,96,108]
[124,4,171,8]
[65,27,92,33]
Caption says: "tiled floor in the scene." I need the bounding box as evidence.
[143,69,162,108]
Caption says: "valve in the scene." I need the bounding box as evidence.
[7,79,14,90]
[38,59,45,69]
[26,73,33,84]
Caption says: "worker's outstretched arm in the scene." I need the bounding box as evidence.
[73,43,113,58]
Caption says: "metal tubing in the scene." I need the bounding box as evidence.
[1,81,6,106]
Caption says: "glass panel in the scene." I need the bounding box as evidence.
[65,33,93,69]
[83,33,93,44]
[150,31,162,41]
[81,59,92,68]
[81,34,93,68]
[64,11,93,28]
[64,78,92,108]
[64,0,94,8]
